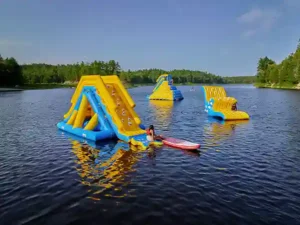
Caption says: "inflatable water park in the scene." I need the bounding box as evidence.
[57,75,200,149]
[201,86,250,121]
[57,75,252,151]
[57,75,200,150]
[147,74,183,101]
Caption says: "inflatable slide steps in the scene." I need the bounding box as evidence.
[201,86,249,121]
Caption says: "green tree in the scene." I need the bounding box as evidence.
[0,56,23,86]
[1,54,259,86]
[268,64,279,83]
[256,38,300,86]
[256,57,276,83]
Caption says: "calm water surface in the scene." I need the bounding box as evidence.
[1,85,300,225]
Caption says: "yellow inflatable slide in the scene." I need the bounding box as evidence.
[147,74,183,101]
[201,86,249,120]
[57,75,151,149]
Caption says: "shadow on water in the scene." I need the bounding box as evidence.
[147,145,200,160]
[58,131,148,201]
[203,117,249,148]
[178,148,201,157]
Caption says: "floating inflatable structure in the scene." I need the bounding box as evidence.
[147,74,183,101]
[57,75,150,149]
[201,86,250,120]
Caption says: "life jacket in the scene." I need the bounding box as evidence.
[146,128,151,135]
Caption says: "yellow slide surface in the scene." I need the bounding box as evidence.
[101,76,146,137]
[149,74,173,100]
[148,74,183,101]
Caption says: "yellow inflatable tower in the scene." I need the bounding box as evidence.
[57,75,150,149]
[147,74,183,101]
[201,86,250,120]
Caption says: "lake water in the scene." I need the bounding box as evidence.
[1,85,300,225]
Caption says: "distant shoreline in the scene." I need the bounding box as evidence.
[255,83,300,90]
[5,83,300,92]
[1,82,255,91]
[0,83,149,91]
[0,88,23,92]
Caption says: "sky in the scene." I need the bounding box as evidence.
[0,0,300,76]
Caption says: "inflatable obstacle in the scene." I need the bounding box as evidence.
[201,86,249,120]
[57,75,150,149]
[147,74,183,101]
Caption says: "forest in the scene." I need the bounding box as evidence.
[0,55,23,86]
[1,54,255,87]
[256,40,300,87]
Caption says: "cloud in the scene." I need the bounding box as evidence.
[237,8,263,24]
[0,39,31,47]
[237,8,281,38]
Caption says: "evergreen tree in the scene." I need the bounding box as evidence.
[256,39,300,86]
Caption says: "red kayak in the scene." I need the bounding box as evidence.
[162,137,200,150]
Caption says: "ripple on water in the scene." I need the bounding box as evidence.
[1,87,300,225]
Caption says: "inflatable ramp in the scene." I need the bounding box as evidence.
[201,86,249,120]
[147,74,183,101]
[57,75,149,149]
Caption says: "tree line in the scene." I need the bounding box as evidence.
[0,55,23,86]
[256,39,300,86]
[0,54,255,87]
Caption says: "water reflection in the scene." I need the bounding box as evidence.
[147,145,200,160]
[59,132,145,200]
[179,149,201,157]
[149,100,174,129]
[203,117,249,147]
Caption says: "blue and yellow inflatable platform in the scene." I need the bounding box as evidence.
[57,75,155,149]
[147,74,183,101]
[201,86,249,120]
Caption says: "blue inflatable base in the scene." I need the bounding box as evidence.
[57,122,116,142]
[207,116,226,124]
[174,97,184,101]
[207,111,225,120]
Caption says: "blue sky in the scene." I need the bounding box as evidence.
[0,0,299,76]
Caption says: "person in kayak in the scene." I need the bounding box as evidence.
[146,125,164,141]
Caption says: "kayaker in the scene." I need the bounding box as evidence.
[146,125,164,141]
